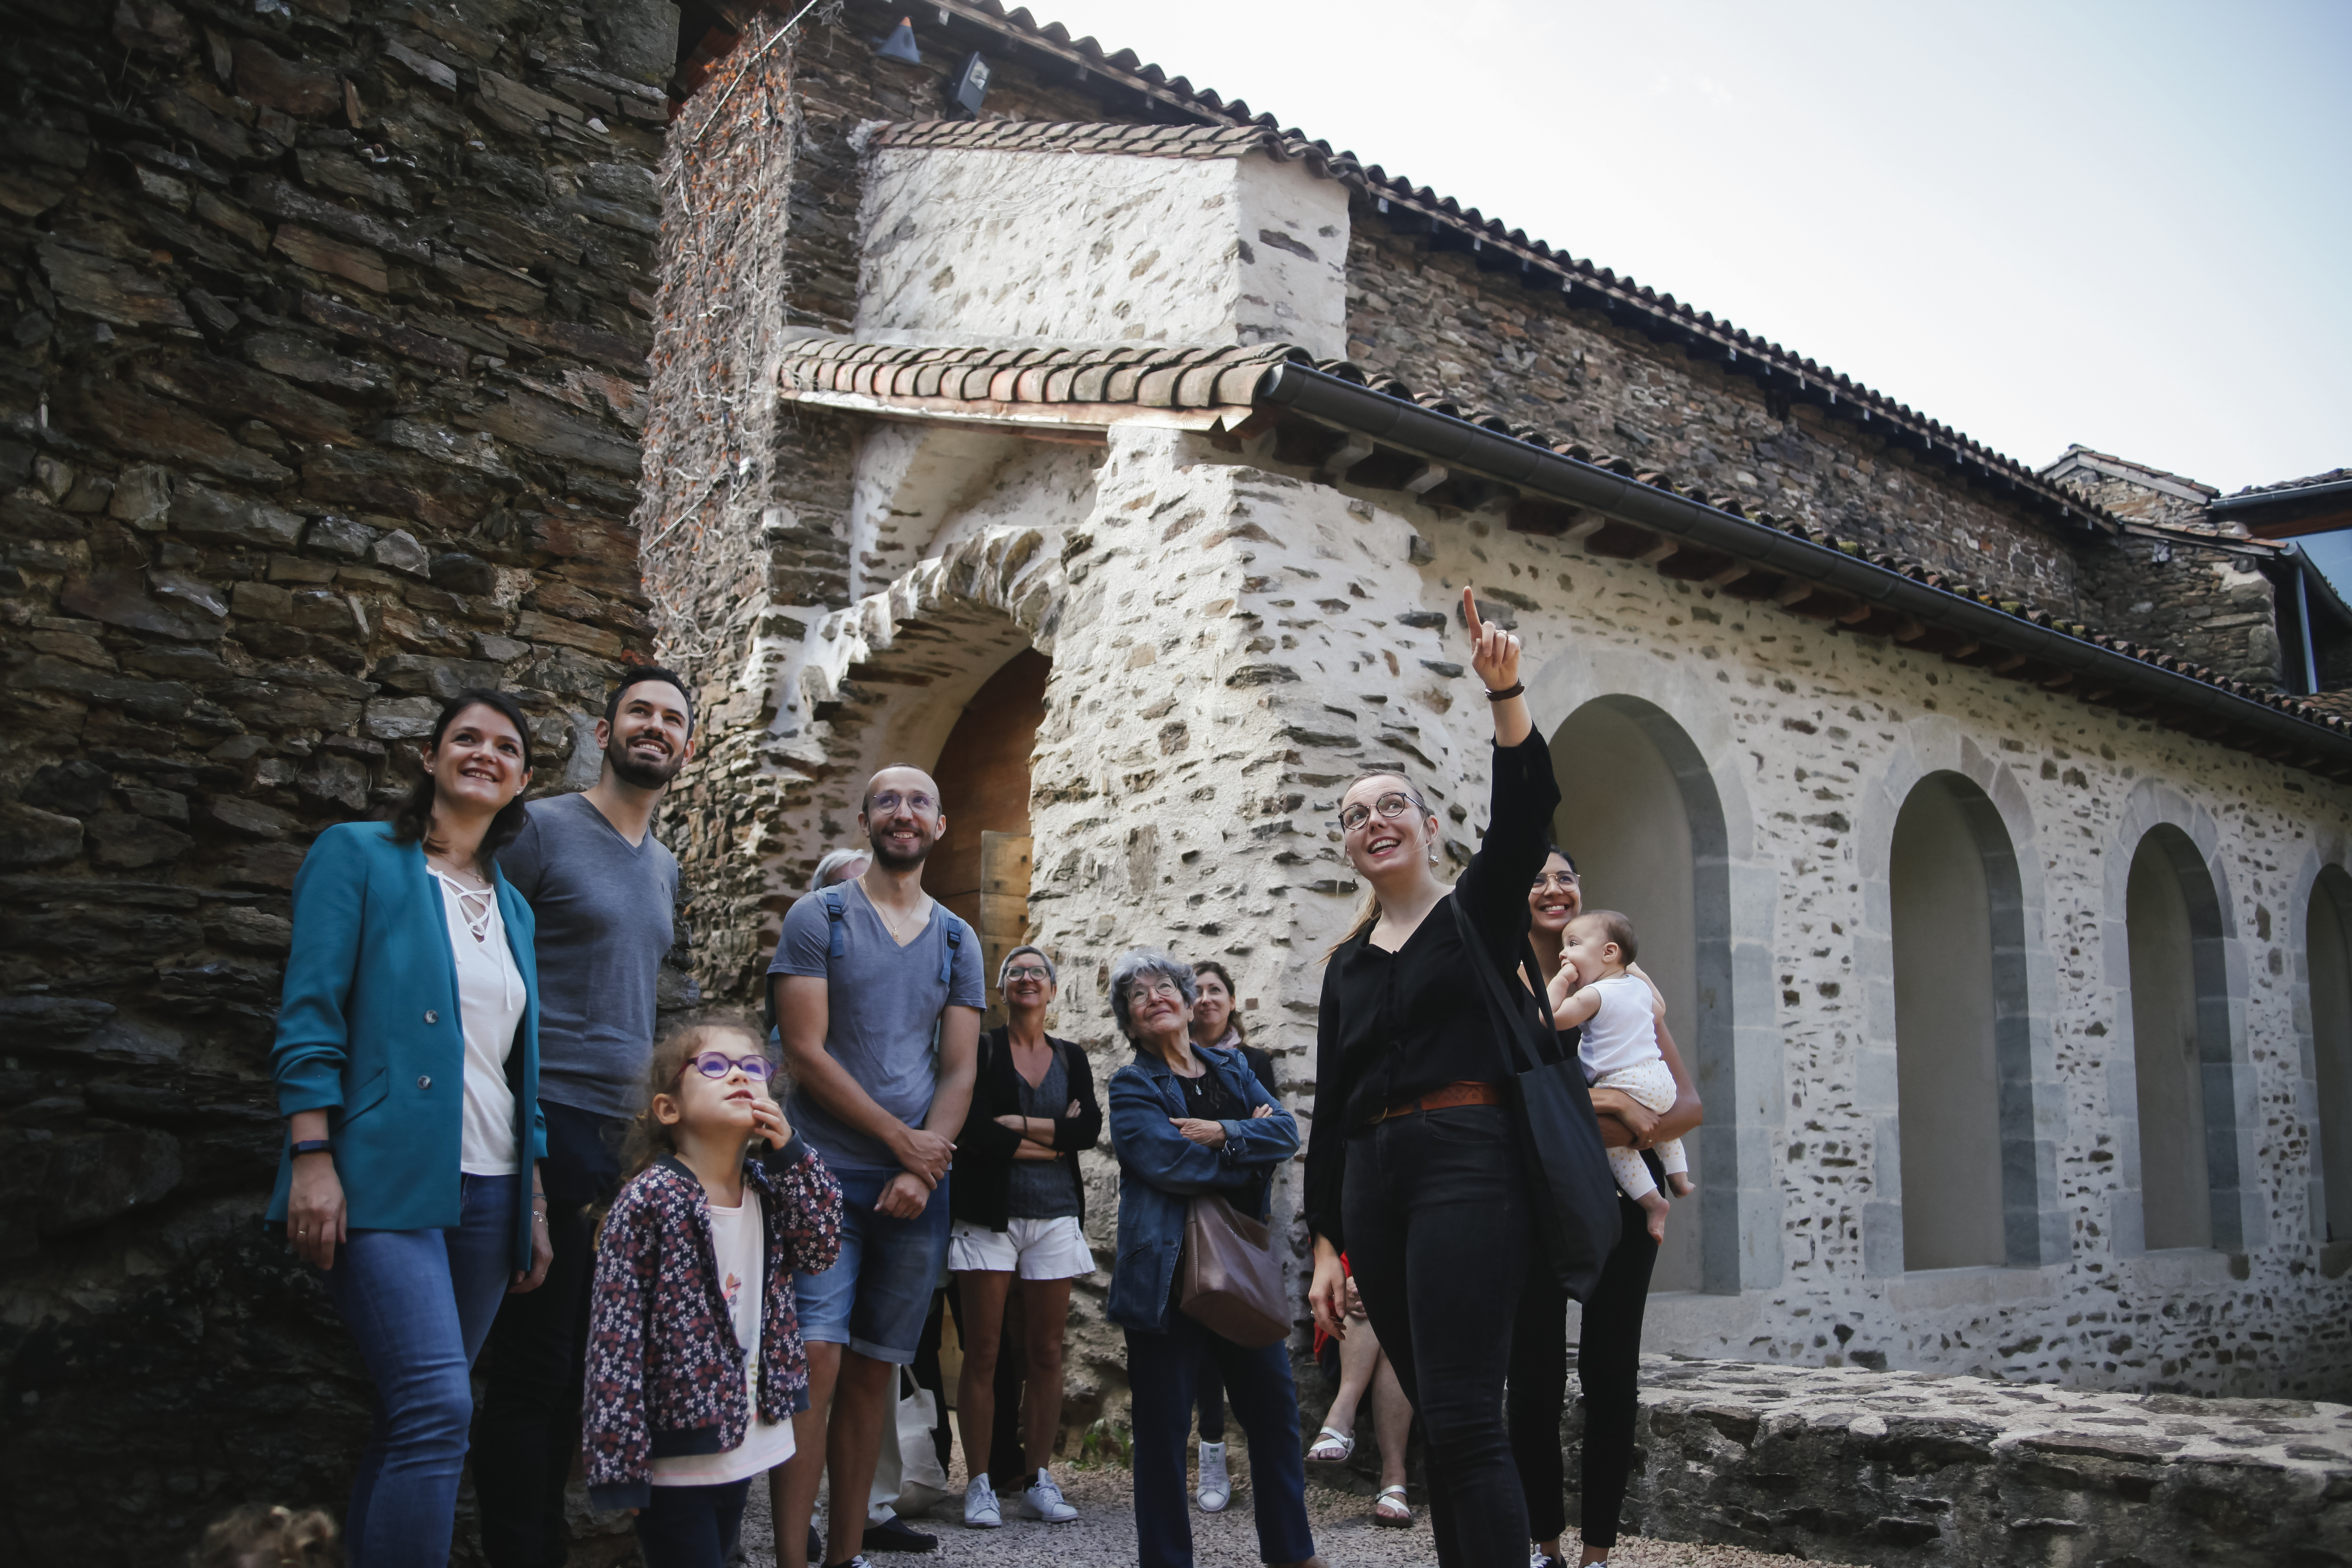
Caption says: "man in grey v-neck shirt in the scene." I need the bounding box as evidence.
[475,668,694,1568]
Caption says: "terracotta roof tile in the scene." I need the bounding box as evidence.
[865,118,1358,179]
[777,338,1305,412]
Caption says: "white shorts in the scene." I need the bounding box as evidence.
[947,1215,1094,1281]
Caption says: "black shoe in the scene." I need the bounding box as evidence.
[862,1517,939,1554]
[809,1524,824,1563]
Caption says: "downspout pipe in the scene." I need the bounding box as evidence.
[1256,361,2352,774]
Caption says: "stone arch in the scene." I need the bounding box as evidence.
[743,526,1070,958]
[2308,863,2352,1245]
[1853,720,2064,1275]
[1525,647,1782,1291]
[2278,830,2352,1245]
[2104,782,2257,1255]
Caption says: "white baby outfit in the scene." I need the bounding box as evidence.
[1576,972,1687,1201]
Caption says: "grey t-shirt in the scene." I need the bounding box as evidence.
[497,792,679,1120]
[768,881,985,1172]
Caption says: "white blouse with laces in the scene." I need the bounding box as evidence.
[436,870,526,1176]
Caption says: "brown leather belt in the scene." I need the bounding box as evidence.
[1369,1079,1504,1124]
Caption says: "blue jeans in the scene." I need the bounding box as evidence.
[322,1173,519,1568]
[634,1478,750,1568]
[793,1163,950,1363]
[1127,1304,1315,1568]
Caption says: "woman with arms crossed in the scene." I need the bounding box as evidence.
[1305,589,1555,1568]
[270,690,554,1567]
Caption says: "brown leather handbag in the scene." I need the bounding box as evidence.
[1179,1192,1289,1347]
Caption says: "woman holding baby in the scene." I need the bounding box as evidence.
[1512,850,1702,1568]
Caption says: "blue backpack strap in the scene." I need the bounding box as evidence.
[823,886,847,960]
[939,913,962,986]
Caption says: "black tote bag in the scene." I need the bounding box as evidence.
[1448,895,1623,1300]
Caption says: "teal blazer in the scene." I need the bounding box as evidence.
[267,820,547,1271]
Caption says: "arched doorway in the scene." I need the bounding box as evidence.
[1550,696,1736,1294]
[1890,771,2032,1270]
[926,648,1049,1018]
[2308,866,2352,1242]
[2124,826,2235,1250]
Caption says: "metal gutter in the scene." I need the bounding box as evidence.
[2212,477,2352,514]
[1256,361,2352,773]
[2283,542,2352,630]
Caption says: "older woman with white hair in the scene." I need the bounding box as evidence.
[948,945,1101,1528]
[1105,948,1324,1568]
[807,847,870,893]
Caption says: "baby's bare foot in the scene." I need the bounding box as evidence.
[1667,1172,1697,1197]
[1637,1188,1670,1243]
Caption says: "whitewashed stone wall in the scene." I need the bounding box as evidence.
[854,143,1349,358]
[723,410,2352,1406]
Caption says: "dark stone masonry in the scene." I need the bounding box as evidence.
[1604,1356,2352,1566]
[0,0,679,1560]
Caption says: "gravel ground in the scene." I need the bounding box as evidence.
[733,1424,1852,1568]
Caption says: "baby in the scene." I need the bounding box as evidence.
[1547,909,1693,1243]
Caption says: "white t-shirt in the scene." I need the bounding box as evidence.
[1576,972,1661,1083]
[652,1188,798,1485]
[438,873,526,1176]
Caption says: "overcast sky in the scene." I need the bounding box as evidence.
[1022,0,2349,494]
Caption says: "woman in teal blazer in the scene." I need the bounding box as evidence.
[270,689,552,1568]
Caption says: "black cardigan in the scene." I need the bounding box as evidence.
[950,1026,1103,1231]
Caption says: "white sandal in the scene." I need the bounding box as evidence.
[1373,1484,1412,1527]
[1306,1425,1354,1462]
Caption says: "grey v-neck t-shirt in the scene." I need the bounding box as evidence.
[497,792,678,1119]
[769,881,985,1172]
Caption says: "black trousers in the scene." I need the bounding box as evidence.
[1508,1189,1658,1550]
[1195,1357,1226,1442]
[1343,1102,1530,1568]
[474,1102,628,1568]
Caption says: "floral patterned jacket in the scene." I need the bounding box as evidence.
[582,1139,843,1511]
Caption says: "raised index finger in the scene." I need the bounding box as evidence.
[1461,585,1482,639]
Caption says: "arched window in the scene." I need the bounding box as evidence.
[2123,828,2234,1250]
[1890,771,2032,1270]
[1552,696,1736,1293]
[2308,867,2352,1241]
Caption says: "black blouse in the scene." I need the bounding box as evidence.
[1305,732,1562,1247]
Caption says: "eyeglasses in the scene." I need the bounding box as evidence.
[868,790,937,815]
[1124,977,1185,1004]
[1335,792,1419,834]
[1530,871,1579,891]
[678,1051,777,1083]
[1005,965,1052,982]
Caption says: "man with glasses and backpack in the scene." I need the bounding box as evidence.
[767,767,984,1568]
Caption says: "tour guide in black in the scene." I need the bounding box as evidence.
[1306,589,1559,1568]
[477,667,695,1568]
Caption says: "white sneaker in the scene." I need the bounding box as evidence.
[963,1474,1002,1529]
[1020,1467,1080,1523]
[1196,1439,1230,1513]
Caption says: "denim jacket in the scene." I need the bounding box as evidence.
[1106,1044,1298,1332]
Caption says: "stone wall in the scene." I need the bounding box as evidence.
[0,0,675,1560]
[2075,531,2285,689]
[640,9,1163,1004]
[1591,1355,2352,1566]
[1342,220,2099,617]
